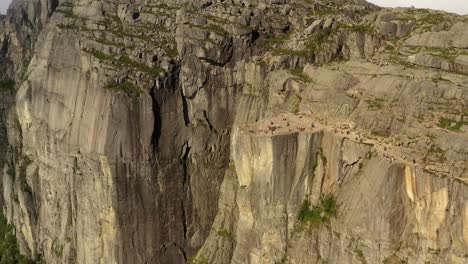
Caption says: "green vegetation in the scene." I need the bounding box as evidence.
[298,200,321,223]
[270,27,337,58]
[437,117,467,131]
[429,144,444,154]
[192,23,227,36]
[190,254,209,264]
[56,24,79,30]
[365,98,384,110]
[0,213,42,263]
[420,13,446,25]
[297,195,337,225]
[6,166,16,179]
[309,8,338,16]
[355,248,365,260]
[0,80,15,91]
[424,47,463,63]
[271,48,307,57]
[265,30,294,49]
[84,49,111,61]
[55,9,78,19]
[84,49,163,76]
[228,161,236,171]
[105,81,143,95]
[18,156,33,195]
[275,255,288,264]
[371,130,389,138]
[166,48,178,58]
[308,27,337,56]
[318,147,327,166]
[118,56,163,75]
[344,23,376,35]
[289,67,312,83]
[216,228,234,241]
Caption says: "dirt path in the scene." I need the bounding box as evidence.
[239,113,417,167]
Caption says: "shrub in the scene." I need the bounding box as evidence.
[297,195,338,224]
[320,195,337,219]
[0,213,42,263]
[0,80,15,91]
[297,200,322,223]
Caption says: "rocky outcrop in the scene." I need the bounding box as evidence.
[195,123,467,263]
[0,0,467,263]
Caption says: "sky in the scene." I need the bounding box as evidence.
[0,0,467,15]
[368,0,468,15]
[0,0,10,15]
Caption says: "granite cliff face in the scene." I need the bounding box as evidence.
[0,0,467,263]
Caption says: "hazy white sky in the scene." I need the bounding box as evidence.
[368,0,468,15]
[0,0,10,14]
[0,0,467,15]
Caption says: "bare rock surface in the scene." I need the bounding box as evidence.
[0,0,466,263]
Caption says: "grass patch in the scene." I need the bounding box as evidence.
[425,47,462,63]
[57,24,79,30]
[305,27,337,56]
[105,81,143,95]
[265,30,294,47]
[84,50,163,76]
[193,23,228,36]
[55,9,78,19]
[420,13,446,25]
[289,67,312,82]
[297,194,337,225]
[271,48,308,57]
[118,56,163,75]
[365,98,384,110]
[310,8,338,16]
[344,23,376,35]
[166,48,178,58]
[437,117,467,131]
[84,49,111,61]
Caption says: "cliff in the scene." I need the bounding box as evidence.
[0,0,466,263]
